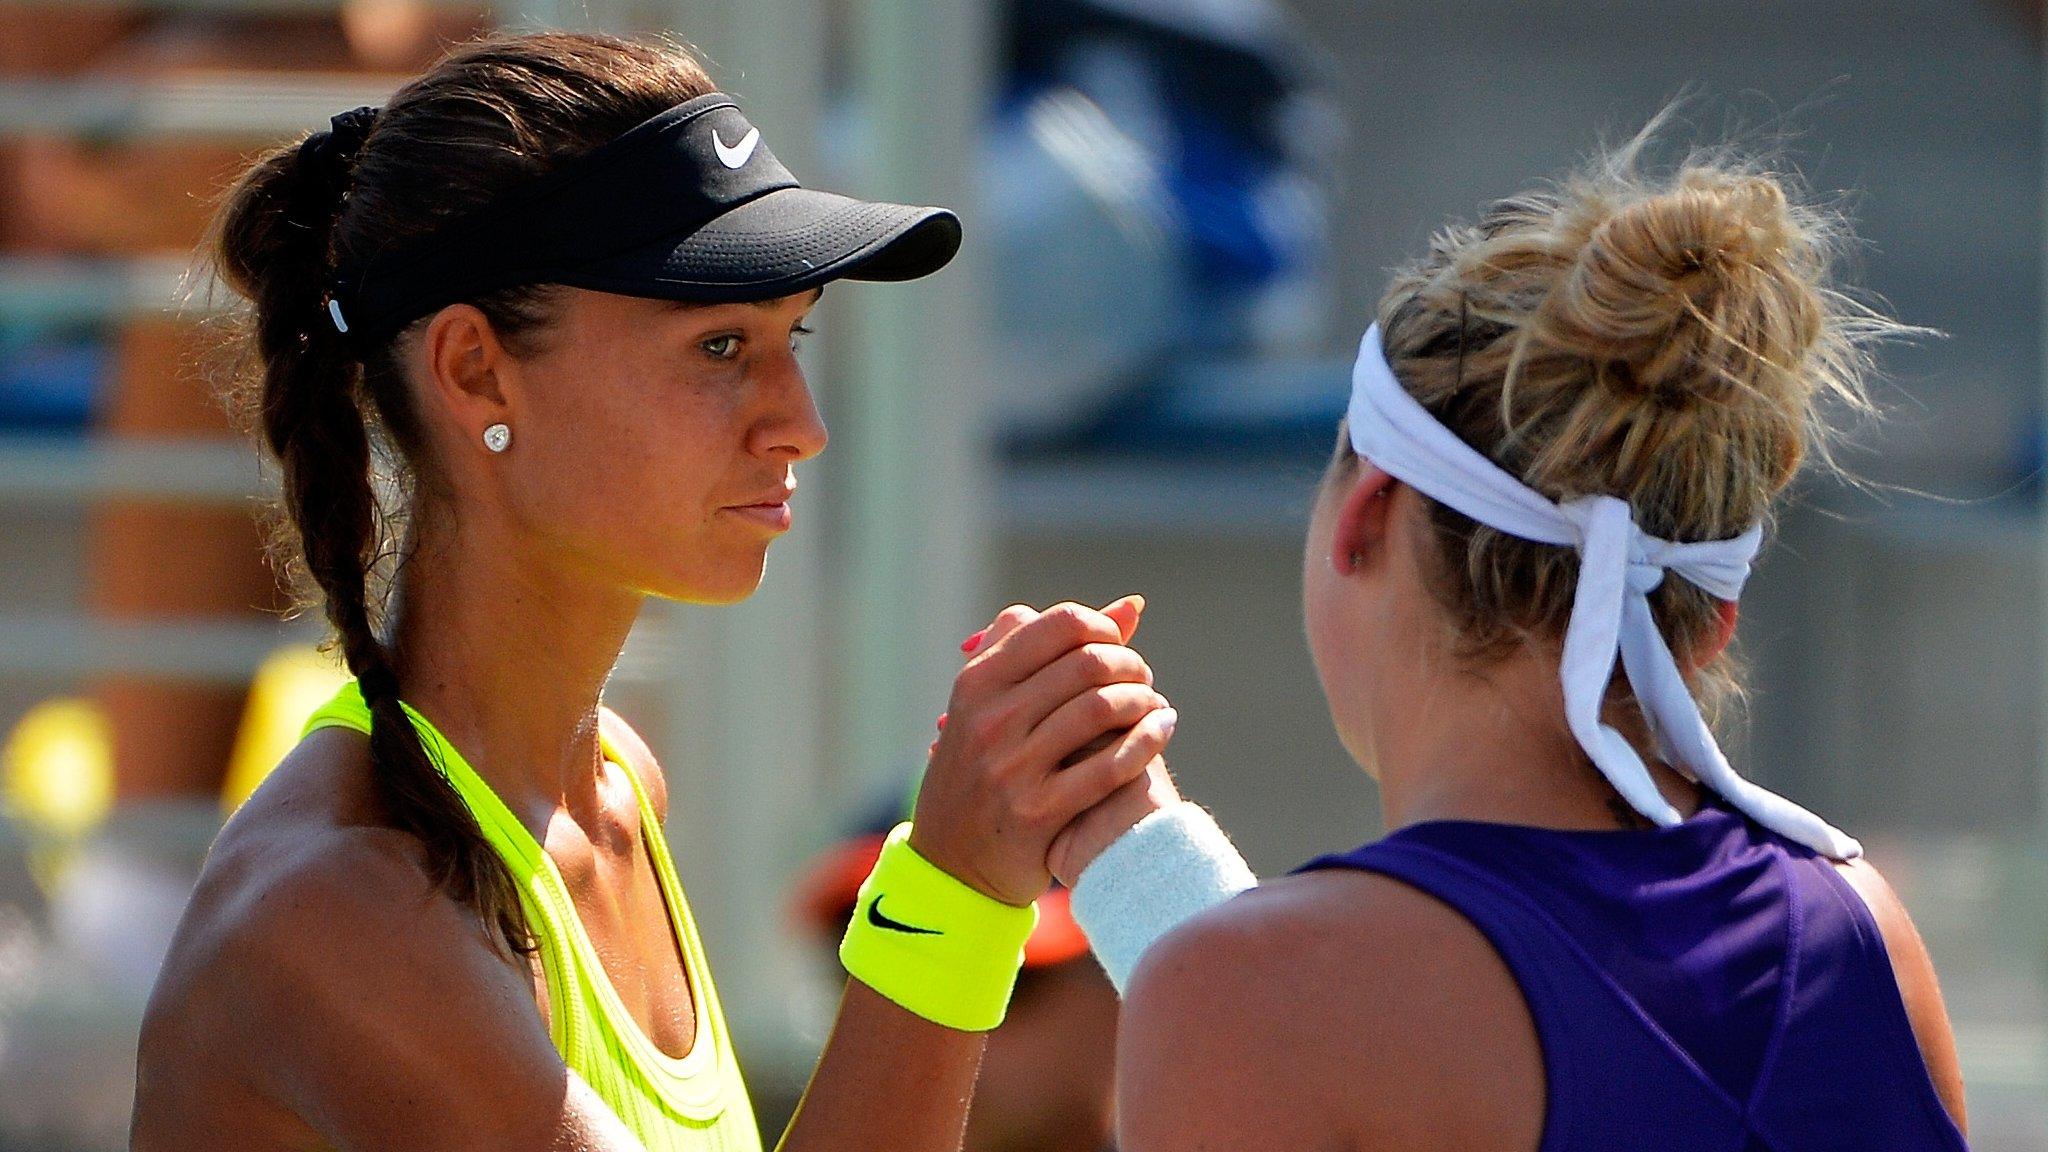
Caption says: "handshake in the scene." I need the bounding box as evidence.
[905,595,1185,909]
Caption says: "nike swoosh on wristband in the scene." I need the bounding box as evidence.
[713,126,762,169]
[867,894,941,936]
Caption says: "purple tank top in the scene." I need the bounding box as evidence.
[1297,796,1966,1151]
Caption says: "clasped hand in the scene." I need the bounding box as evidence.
[908,596,1185,908]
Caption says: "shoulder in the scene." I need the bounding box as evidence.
[149,819,518,1061]
[599,704,667,820]
[1116,868,1543,1152]
[171,728,500,996]
[138,736,575,1148]
[1832,856,1968,1133]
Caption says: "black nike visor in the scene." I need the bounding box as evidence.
[328,92,960,344]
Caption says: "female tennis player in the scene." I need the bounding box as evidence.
[129,32,1175,1152]
[1045,138,1973,1150]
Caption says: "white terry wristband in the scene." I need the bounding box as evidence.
[1069,801,1257,994]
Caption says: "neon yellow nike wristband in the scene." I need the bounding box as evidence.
[839,822,1039,1032]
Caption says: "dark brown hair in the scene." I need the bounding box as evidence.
[209,32,715,955]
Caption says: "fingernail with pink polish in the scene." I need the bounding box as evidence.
[961,629,988,654]
[936,712,949,731]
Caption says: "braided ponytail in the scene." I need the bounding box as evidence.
[208,33,717,956]
[211,106,537,957]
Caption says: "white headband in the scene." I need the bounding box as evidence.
[1348,324,1860,859]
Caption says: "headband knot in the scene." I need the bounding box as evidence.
[1559,496,1668,597]
[1348,324,1859,859]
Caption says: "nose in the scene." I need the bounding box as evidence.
[754,350,829,463]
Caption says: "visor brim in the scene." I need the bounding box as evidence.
[561,186,962,304]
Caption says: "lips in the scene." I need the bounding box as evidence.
[726,501,792,531]
[722,483,796,532]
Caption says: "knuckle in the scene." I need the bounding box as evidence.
[1103,746,1145,783]
[963,703,1014,750]
[1073,644,1119,684]
[1083,688,1122,726]
[995,604,1036,627]
[970,713,1011,750]
[1134,719,1171,753]
[1044,602,1103,641]
[1103,646,1153,684]
[1011,793,1045,826]
[1107,728,1148,765]
[989,750,1031,788]
[950,666,983,697]
[954,655,994,687]
[1018,791,1063,830]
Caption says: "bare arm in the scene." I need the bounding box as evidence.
[1835,857,1968,1135]
[1116,875,1544,1152]
[1115,907,1341,1152]
[773,982,985,1152]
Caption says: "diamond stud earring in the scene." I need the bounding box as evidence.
[483,423,511,453]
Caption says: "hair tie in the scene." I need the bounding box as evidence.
[289,106,380,232]
[291,107,380,337]
[356,664,401,704]
[299,105,380,194]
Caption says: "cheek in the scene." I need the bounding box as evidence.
[1303,572,1350,704]
[513,372,735,548]
[1301,498,1348,689]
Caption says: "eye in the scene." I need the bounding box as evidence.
[701,334,742,360]
[790,322,815,352]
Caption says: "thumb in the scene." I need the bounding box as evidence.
[1100,594,1146,644]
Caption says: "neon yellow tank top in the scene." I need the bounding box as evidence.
[303,682,763,1152]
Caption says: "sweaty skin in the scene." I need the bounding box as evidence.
[131,287,1174,1152]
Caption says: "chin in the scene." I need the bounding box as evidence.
[653,551,770,606]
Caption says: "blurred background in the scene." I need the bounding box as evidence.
[0,0,2042,1148]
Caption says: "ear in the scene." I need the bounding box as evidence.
[1696,599,1740,667]
[418,303,514,444]
[1330,462,1399,577]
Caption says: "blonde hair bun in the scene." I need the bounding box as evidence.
[1370,121,1913,719]
[1541,167,1824,422]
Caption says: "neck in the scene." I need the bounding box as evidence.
[387,509,642,836]
[1365,650,1701,834]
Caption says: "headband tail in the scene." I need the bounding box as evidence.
[1617,597,1864,859]
[1561,498,1684,828]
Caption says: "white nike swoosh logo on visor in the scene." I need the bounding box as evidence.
[713,127,762,169]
